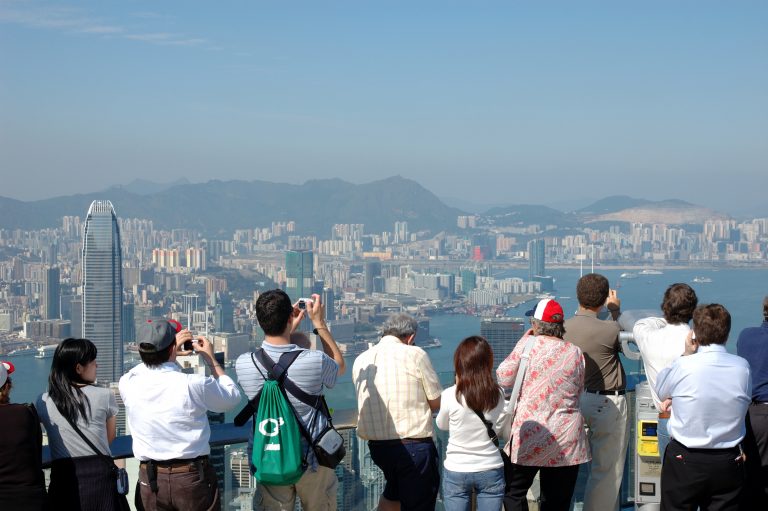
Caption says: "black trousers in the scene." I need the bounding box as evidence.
[741,403,768,510]
[661,439,745,511]
[504,463,580,511]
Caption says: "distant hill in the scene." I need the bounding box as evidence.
[582,199,729,224]
[578,195,652,215]
[104,178,191,195]
[483,205,578,228]
[0,176,464,235]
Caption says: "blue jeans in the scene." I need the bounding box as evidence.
[443,466,505,511]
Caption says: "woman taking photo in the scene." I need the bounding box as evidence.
[36,338,122,511]
[496,299,590,511]
[437,336,507,511]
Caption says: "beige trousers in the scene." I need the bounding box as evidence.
[579,391,629,511]
[254,466,338,511]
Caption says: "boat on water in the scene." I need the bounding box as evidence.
[35,345,58,359]
[420,338,442,350]
[620,272,639,279]
[692,277,713,283]
[639,269,663,275]
[6,347,37,357]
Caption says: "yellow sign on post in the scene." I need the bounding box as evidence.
[637,420,660,458]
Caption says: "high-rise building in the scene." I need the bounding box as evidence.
[480,317,526,370]
[213,292,235,332]
[323,287,336,321]
[528,238,545,279]
[82,200,123,384]
[43,266,61,320]
[70,298,83,338]
[285,250,313,303]
[461,269,477,295]
[364,260,381,295]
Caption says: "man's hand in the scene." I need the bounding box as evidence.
[175,329,194,355]
[606,289,621,311]
[683,330,698,356]
[194,336,225,378]
[660,398,673,413]
[289,302,306,334]
[306,293,326,329]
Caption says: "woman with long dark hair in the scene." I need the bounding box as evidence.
[35,338,122,511]
[436,336,506,511]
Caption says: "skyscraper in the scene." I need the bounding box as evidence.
[43,266,61,320]
[480,317,526,370]
[285,249,313,303]
[528,238,545,280]
[364,260,381,296]
[82,200,123,383]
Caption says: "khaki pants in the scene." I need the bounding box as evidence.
[254,466,338,511]
[580,391,629,511]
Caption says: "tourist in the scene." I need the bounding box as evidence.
[563,274,627,511]
[656,304,751,510]
[235,290,344,511]
[353,312,443,511]
[633,283,698,459]
[119,320,241,511]
[436,336,506,511]
[498,298,590,511]
[36,338,124,511]
[0,361,48,511]
[736,296,768,509]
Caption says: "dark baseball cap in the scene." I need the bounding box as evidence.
[138,319,183,353]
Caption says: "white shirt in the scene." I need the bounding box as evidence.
[119,362,242,461]
[436,386,506,472]
[655,344,751,449]
[633,318,691,409]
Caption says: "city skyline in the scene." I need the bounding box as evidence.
[1,1,766,215]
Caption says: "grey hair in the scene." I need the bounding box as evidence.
[382,313,419,340]
[532,318,566,339]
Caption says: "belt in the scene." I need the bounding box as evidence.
[141,456,208,474]
[369,437,433,445]
[585,389,626,396]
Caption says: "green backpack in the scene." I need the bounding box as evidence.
[249,349,305,485]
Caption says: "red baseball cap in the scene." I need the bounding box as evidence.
[531,298,564,324]
[0,361,15,387]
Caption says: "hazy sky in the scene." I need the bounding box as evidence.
[1,1,766,214]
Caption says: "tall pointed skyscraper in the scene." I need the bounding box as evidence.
[82,200,123,383]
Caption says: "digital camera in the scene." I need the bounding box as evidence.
[298,298,314,310]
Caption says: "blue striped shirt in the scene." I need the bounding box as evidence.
[235,342,339,471]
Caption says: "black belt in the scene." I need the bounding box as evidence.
[585,389,626,396]
[369,437,433,445]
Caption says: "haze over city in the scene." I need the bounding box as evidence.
[1,1,766,215]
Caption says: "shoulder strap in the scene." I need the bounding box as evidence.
[504,335,537,422]
[472,408,500,448]
[234,348,316,426]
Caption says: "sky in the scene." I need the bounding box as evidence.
[1,1,766,215]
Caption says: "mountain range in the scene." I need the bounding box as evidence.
[0,178,731,235]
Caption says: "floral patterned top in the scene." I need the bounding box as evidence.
[496,334,590,467]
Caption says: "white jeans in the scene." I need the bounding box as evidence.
[579,391,629,511]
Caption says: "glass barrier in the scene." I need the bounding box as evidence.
[48,367,642,511]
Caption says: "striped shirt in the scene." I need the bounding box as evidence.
[235,342,339,470]
[353,335,443,441]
